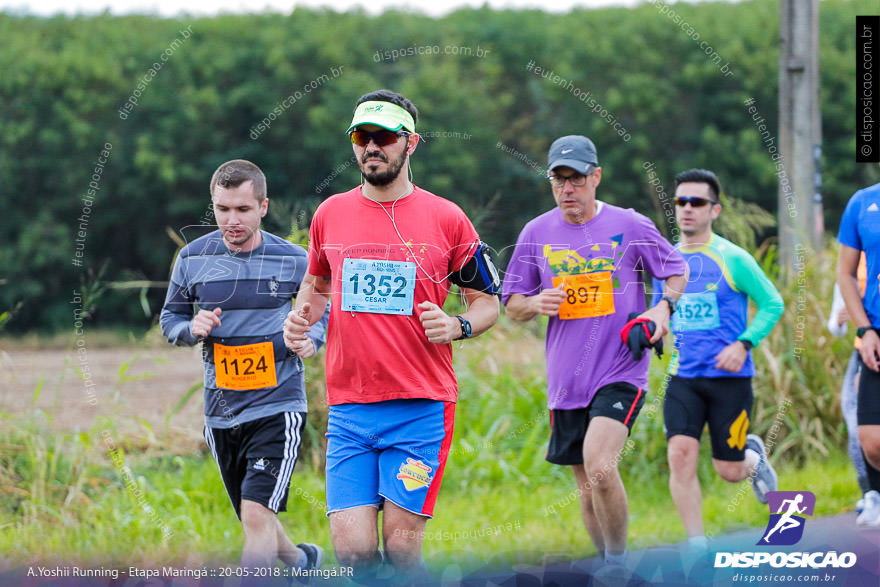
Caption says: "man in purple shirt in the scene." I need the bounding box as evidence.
[503,136,688,568]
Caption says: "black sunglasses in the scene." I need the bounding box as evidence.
[675,196,718,208]
[349,128,410,147]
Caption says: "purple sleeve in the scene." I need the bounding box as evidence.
[631,212,687,280]
[501,224,544,306]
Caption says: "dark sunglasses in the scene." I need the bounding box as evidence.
[349,128,410,147]
[675,196,718,208]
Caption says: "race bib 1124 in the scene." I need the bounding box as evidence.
[213,342,276,390]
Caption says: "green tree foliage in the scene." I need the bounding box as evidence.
[1,0,877,330]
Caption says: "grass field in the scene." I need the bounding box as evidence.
[0,419,861,572]
[0,298,863,574]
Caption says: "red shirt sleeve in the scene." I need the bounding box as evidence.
[447,206,480,274]
[307,206,331,277]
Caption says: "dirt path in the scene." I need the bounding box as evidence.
[0,344,207,452]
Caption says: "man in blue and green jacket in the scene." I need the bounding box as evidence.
[653,168,784,551]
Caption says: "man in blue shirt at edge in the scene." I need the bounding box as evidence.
[160,159,328,573]
[837,177,880,527]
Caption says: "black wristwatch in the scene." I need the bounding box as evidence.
[857,326,876,339]
[660,296,677,315]
[454,315,472,340]
[739,339,754,351]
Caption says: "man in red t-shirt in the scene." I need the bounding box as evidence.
[283,89,499,579]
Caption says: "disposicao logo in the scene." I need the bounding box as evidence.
[714,491,857,570]
[760,491,814,546]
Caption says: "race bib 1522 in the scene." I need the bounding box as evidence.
[673,291,721,331]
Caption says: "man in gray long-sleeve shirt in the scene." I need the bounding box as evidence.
[160,159,328,574]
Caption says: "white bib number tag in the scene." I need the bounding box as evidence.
[341,258,416,315]
[673,292,721,331]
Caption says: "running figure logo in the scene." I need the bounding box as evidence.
[759,491,815,546]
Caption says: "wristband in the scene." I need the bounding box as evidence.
[454,315,472,340]
[661,296,677,315]
[857,326,876,339]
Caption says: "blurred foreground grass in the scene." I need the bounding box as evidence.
[0,406,860,570]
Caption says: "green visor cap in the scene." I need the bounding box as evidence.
[346,101,416,134]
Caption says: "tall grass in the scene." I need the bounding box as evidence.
[749,241,852,465]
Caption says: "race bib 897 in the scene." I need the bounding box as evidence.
[552,272,615,320]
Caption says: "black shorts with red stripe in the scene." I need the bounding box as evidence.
[546,382,645,465]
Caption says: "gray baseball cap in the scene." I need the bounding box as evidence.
[547,135,599,174]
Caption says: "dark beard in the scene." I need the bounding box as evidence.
[360,150,406,186]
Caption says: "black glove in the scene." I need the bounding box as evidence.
[620,311,664,360]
